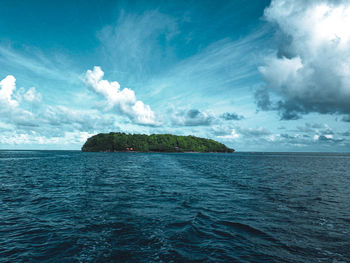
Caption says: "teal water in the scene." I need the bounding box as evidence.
[1,151,350,262]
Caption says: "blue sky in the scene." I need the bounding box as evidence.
[0,0,350,151]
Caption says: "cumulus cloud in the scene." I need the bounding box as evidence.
[0,75,36,126]
[170,108,215,126]
[291,122,346,144]
[23,87,42,103]
[0,75,18,108]
[276,132,345,146]
[257,0,350,120]
[0,74,123,149]
[215,124,346,150]
[84,66,159,126]
[0,75,42,109]
[220,112,245,121]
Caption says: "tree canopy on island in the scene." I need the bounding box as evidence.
[82,132,234,153]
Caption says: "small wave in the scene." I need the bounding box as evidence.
[1,151,350,262]
[214,220,279,242]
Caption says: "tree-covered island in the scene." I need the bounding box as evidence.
[82,132,234,153]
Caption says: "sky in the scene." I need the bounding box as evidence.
[0,0,350,152]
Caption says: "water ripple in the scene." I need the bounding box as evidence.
[0,151,350,262]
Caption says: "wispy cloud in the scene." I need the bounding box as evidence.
[97,10,179,84]
[144,27,271,110]
[0,45,79,83]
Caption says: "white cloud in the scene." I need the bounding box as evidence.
[84,66,159,126]
[212,125,271,140]
[259,57,302,94]
[0,75,18,107]
[0,74,122,149]
[0,75,42,110]
[23,87,42,103]
[41,105,118,133]
[258,0,350,119]
[324,134,333,139]
[0,130,95,147]
[0,75,35,126]
[217,129,240,139]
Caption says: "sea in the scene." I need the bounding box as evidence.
[1,150,350,263]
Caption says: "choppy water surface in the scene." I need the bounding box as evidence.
[1,151,350,262]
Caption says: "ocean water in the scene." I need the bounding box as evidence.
[1,151,350,263]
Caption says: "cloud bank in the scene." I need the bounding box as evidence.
[257,0,350,120]
[0,74,120,148]
[84,66,159,126]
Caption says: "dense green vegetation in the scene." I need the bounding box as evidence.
[82,132,234,153]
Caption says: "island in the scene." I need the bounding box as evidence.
[82,132,234,153]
